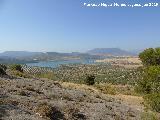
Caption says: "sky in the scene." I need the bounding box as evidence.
[0,0,160,52]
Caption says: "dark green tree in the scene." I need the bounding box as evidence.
[139,48,160,66]
[135,66,160,94]
[84,74,95,85]
[137,48,160,112]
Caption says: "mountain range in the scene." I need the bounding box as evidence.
[87,48,138,56]
[0,48,140,64]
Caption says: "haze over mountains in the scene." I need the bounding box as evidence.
[0,51,42,58]
[0,48,140,64]
[87,48,137,56]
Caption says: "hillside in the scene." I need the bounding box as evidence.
[0,77,144,120]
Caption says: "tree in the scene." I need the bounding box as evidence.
[139,48,160,66]
[137,48,160,112]
[84,74,95,85]
[135,66,160,94]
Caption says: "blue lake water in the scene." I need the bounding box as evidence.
[27,59,95,68]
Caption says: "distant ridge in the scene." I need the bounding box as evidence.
[0,51,43,58]
[0,51,101,63]
[0,48,139,64]
[87,48,136,56]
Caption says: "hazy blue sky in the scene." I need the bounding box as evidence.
[0,0,160,52]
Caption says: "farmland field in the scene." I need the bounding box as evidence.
[22,63,143,85]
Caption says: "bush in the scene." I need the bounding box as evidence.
[135,66,160,94]
[144,93,160,112]
[137,48,160,112]
[0,64,7,75]
[0,64,7,71]
[84,74,95,85]
[139,48,160,66]
[0,67,6,75]
[135,78,152,94]
[10,70,29,78]
[10,64,23,72]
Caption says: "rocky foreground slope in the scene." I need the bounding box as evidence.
[0,77,144,120]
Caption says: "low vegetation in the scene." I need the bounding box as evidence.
[140,111,158,120]
[94,83,116,95]
[144,93,160,112]
[0,64,7,75]
[0,64,7,71]
[9,64,23,72]
[35,103,53,119]
[50,64,142,85]
[35,72,55,80]
[135,66,160,94]
[9,70,29,78]
[136,47,160,113]
[0,67,6,75]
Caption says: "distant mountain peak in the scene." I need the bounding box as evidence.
[87,48,136,56]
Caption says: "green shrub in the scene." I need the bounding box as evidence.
[137,48,160,112]
[0,67,6,75]
[144,93,160,112]
[135,78,152,94]
[0,64,7,71]
[84,74,95,85]
[0,64,7,75]
[139,48,160,66]
[135,66,160,94]
[10,70,29,78]
[10,64,23,72]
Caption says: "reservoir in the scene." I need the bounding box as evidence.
[27,59,95,68]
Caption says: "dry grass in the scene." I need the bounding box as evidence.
[140,111,159,120]
[35,103,53,118]
[96,57,142,68]
[61,82,99,94]
[94,83,117,95]
[35,103,65,120]
[62,82,137,96]
[114,94,144,110]
[61,81,145,112]
[0,98,19,106]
